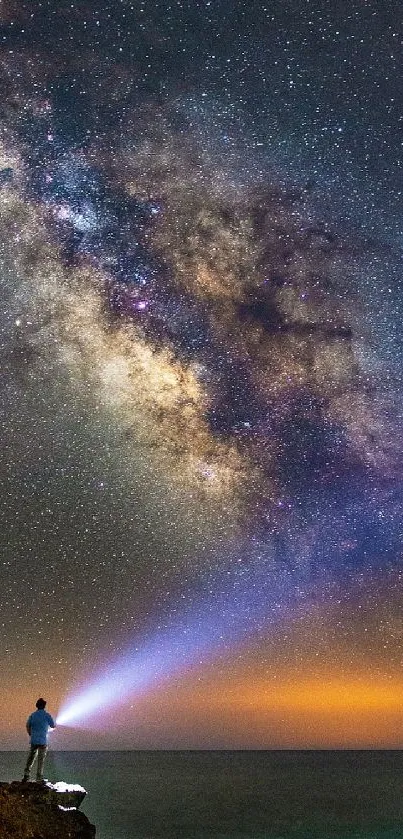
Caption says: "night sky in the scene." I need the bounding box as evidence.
[1,0,403,749]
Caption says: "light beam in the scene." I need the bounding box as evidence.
[57,555,313,727]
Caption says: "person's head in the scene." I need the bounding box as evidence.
[36,698,46,710]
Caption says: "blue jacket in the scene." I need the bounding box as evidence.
[26,709,55,745]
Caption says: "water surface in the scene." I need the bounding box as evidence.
[2,750,403,838]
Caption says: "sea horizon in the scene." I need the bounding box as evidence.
[2,747,403,752]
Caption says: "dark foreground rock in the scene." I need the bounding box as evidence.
[0,781,96,838]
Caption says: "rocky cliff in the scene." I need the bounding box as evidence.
[0,781,96,838]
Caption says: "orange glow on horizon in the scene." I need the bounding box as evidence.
[202,675,403,713]
[5,668,403,750]
[130,669,403,750]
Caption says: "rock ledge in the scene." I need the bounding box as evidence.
[0,780,96,838]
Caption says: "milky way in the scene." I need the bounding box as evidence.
[0,0,402,748]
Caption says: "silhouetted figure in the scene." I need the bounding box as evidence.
[22,698,55,783]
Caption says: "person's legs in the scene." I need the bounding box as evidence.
[23,745,38,780]
[36,745,48,781]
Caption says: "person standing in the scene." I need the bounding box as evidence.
[22,698,55,783]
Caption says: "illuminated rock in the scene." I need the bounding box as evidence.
[0,781,95,838]
[45,780,87,809]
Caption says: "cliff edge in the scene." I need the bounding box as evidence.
[0,781,96,838]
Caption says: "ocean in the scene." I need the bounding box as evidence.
[1,751,403,839]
